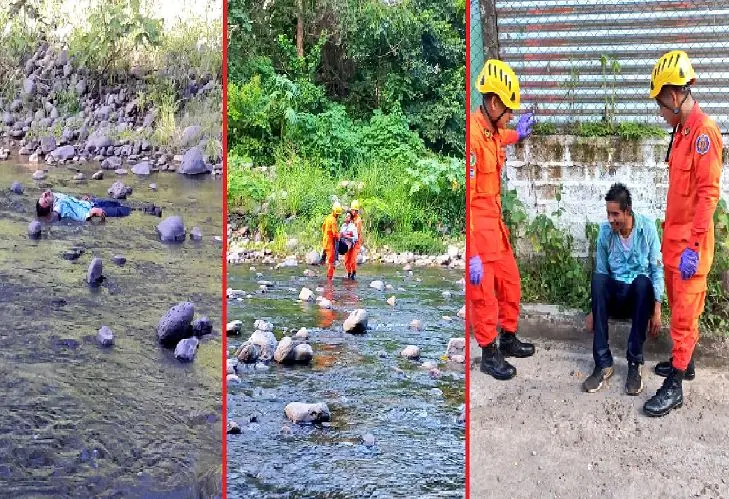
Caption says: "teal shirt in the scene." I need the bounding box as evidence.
[595,213,664,302]
[53,193,93,222]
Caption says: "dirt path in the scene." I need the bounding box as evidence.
[469,334,729,498]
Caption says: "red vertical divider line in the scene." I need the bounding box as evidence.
[221,0,229,496]
[464,1,471,497]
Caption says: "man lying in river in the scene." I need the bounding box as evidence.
[35,189,161,222]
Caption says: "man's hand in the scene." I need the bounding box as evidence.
[585,312,593,333]
[469,255,483,285]
[648,302,662,338]
[516,112,535,141]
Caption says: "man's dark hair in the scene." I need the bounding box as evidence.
[605,183,632,212]
[36,200,51,217]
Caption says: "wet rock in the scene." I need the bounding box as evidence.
[91,170,104,180]
[226,358,237,374]
[101,156,122,170]
[317,297,332,309]
[370,280,384,291]
[131,161,150,175]
[174,337,199,362]
[386,296,396,306]
[446,337,465,363]
[442,291,452,299]
[10,182,23,194]
[178,146,209,175]
[62,248,83,261]
[227,421,241,435]
[189,227,203,241]
[28,221,42,239]
[114,169,128,175]
[247,329,277,361]
[192,317,213,337]
[40,136,57,154]
[236,342,260,363]
[409,319,423,331]
[274,336,296,363]
[23,77,36,95]
[343,309,368,334]
[227,374,241,385]
[112,255,126,265]
[29,152,40,164]
[361,433,376,447]
[226,320,243,335]
[284,402,330,424]
[87,258,103,286]
[32,170,46,180]
[293,343,313,363]
[73,172,85,181]
[253,319,273,332]
[149,183,157,191]
[295,327,309,340]
[299,287,314,302]
[157,216,186,242]
[457,305,465,319]
[305,250,320,265]
[156,302,195,346]
[428,367,442,379]
[400,345,420,360]
[97,326,114,347]
[107,181,131,199]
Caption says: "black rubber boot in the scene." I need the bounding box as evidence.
[351,271,356,281]
[643,369,684,417]
[320,251,327,265]
[480,341,516,380]
[655,356,695,380]
[499,331,535,358]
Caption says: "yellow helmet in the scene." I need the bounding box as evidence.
[351,200,361,211]
[649,50,696,98]
[475,59,521,110]
[332,201,343,215]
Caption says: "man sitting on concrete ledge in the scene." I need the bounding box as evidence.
[583,183,664,395]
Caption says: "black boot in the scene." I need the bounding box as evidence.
[480,341,516,380]
[346,272,352,280]
[643,369,684,417]
[499,331,535,358]
[655,356,695,380]
[351,271,356,281]
[320,251,327,265]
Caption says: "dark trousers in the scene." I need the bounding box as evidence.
[92,199,132,218]
[591,273,655,368]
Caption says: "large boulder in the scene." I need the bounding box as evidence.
[40,136,57,154]
[107,181,131,199]
[131,161,151,175]
[157,302,195,346]
[343,309,368,334]
[178,146,209,175]
[284,402,330,424]
[400,345,421,360]
[192,317,213,337]
[86,131,112,152]
[50,145,75,160]
[293,343,313,364]
[248,329,277,361]
[157,216,186,242]
[236,342,260,364]
[305,250,320,265]
[274,336,296,364]
[174,337,199,362]
[101,156,122,170]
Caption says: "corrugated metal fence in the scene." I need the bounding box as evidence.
[470,0,729,131]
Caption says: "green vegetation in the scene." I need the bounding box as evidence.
[532,120,667,139]
[227,0,465,255]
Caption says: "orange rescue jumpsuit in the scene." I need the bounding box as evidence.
[663,102,722,371]
[468,109,521,347]
[345,213,363,275]
[322,213,340,279]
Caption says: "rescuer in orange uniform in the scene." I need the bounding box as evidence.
[344,200,364,280]
[469,59,536,380]
[321,201,343,280]
[643,51,723,417]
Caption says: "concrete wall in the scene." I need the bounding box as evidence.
[504,135,729,256]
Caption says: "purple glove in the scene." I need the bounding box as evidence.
[469,255,483,285]
[516,112,535,141]
[679,248,699,280]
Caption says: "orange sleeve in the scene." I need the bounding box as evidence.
[689,126,723,250]
[468,135,500,259]
[501,129,519,146]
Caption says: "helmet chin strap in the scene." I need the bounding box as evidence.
[483,99,509,131]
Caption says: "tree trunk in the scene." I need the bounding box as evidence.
[296,0,304,57]
[479,0,500,59]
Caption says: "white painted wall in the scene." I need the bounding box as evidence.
[504,135,729,256]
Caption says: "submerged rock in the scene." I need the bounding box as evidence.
[226,320,242,335]
[446,337,465,363]
[284,402,330,424]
